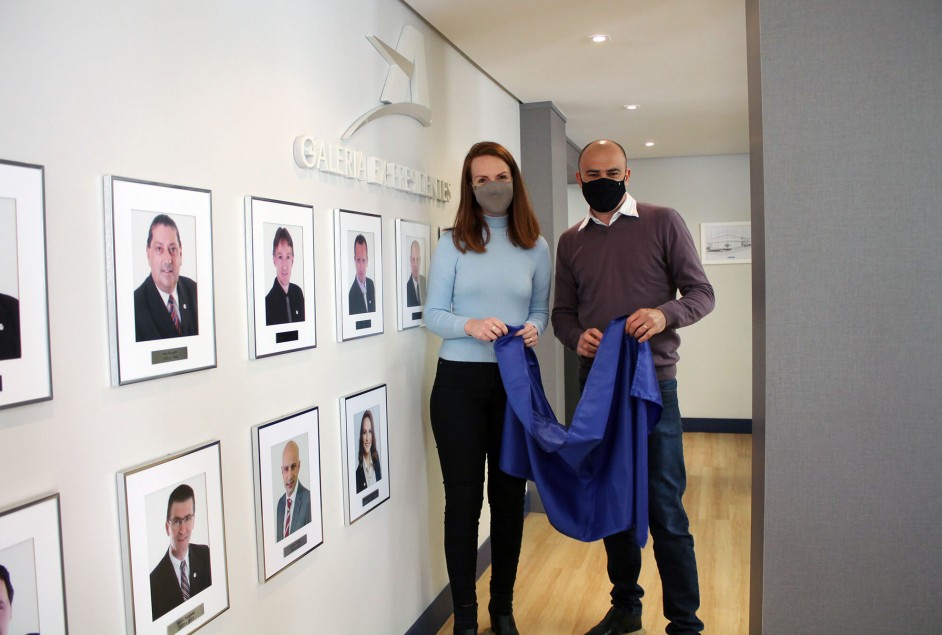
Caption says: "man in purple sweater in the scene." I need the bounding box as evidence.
[553,140,714,635]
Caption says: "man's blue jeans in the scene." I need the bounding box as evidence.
[580,375,703,635]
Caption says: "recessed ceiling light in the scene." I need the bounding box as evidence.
[623,104,640,110]
[645,141,655,147]
[590,34,610,43]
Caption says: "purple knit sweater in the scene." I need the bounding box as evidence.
[552,203,715,380]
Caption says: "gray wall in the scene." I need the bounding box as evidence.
[750,1,942,632]
[520,101,570,415]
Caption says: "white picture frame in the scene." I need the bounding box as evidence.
[0,159,52,409]
[104,176,217,385]
[244,197,317,358]
[700,221,752,265]
[395,220,430,330]
[116,441,229,635]
[333,209,384,341]
[251,407,324,582]
[0,494,68,635]
[340,385,390,524]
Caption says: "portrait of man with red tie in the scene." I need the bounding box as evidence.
[134,214,199,342]
[149,484,212,621]
[275,440,312,542]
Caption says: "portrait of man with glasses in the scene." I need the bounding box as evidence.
[149,483,213,620]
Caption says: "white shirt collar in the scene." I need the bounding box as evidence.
[578,192,638,230]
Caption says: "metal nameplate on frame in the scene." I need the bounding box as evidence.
[363,490,379,506]
[167,604,205,635]
[275,330,299,344]
[355,319,372,330]
[151,347,189,365]
[411,311,422,320]
[283,534,308,557]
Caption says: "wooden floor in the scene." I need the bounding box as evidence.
[437,433,751,635]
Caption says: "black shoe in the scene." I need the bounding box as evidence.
[454,627,477,635]
[490,613,520,635]
[584,607,642,635]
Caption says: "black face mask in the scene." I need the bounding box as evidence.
[581,177,626,213]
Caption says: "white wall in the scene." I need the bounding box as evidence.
[567,154,751,419]
[0,2,519,633]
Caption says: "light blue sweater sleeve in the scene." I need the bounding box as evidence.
[425,221,553,363]
[525,236,551,334]
[424,233,469,340]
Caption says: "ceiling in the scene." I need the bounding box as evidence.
[404,0,749,160]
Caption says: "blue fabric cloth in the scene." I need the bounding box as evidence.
[494,317,662,544]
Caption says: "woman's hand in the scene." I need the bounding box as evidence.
[464,318,509,342]
[514,323,539,348]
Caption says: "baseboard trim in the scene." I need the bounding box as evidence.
[682,417,752,433]
[405,493,531,635]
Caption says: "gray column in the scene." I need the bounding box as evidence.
[749,1,942,633]
[519,101,570,417]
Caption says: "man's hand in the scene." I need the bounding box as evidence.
[577,327,604,357]
[465,318,508,342]
[625,308,666,343]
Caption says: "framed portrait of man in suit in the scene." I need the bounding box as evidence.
[251,407,323,581]
[104,176,217,386]
[117,441,228,635]
[395,220,430,331]
[244,197,317,359]
[0,160,52,410]
[341,385,390,524]
[333,209,384,341]
[0,494,68,635]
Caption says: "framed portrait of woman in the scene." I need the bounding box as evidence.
[340,384,389,524]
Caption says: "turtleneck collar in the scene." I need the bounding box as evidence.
[483,213,509,230]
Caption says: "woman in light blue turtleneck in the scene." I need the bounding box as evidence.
[426,141,551,635]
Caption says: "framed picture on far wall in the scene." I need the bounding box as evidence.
[0,494,68,635]
[700,221,752,265]
[104,176,217,385]
[0,159,52,410]
[341,385,390,524]
[334,209,384,341]
[251,407,324,581]
[116,441,229,635]
[245,197,317,359]
[395,220,430,330]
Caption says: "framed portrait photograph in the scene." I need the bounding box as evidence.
[104,176,217,386]
[117,441,228,635]
[0,160,52,410]
[333,209,384,341]
[251,407,324,581]
[395,220,430,330]
[700,221,752,265]
[244,197,317,359]
[0,494,68,635]
[340,385,390,524]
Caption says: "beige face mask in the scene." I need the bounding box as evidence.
[473,181,514,215]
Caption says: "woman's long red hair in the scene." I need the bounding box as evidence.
[451,141,541,253]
